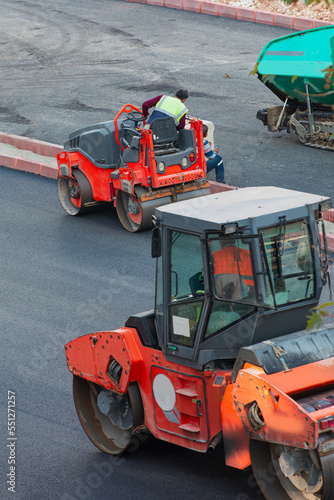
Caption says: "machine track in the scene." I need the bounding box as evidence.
[291,114,334,151]
[303,141,334,151]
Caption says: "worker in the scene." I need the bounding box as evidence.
[213,239,254,299]
[142,89,189,130]
[202,124,225,184]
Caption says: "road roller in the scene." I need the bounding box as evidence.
[65,186,334,499]
[57,103,210,232]
[255,25,334,151]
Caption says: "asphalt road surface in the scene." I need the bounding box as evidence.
[1,171,332,500]
[1,167,266,500]
[1,1,334,499]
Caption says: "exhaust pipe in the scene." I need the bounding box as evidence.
[208,432,222,453]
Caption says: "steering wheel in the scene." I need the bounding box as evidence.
[114,104,146,146]
[126,111,145,123]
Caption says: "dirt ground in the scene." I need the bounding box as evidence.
[214,0,334,23]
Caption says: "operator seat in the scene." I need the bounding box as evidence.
[150,116,179,154]
[215,273,249,300]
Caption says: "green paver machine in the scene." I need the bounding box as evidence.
[256,25,334,150]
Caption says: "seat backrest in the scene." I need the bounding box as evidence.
[150,116,178,145]
[120,128,141,163]
[215,273,249,300]
[189,271,204,295]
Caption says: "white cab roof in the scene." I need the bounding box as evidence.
[156,187,330,229]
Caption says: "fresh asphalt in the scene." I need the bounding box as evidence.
[0,167,261,500]
[1,1,334,499]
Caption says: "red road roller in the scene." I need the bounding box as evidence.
[57,104,210,232]
[65,186,334,499]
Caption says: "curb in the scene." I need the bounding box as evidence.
[0,132,61,180]
[1,132,334,251]
[123,0,333,30]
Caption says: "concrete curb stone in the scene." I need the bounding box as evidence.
[126,0,333,29]
[0,131,60,180]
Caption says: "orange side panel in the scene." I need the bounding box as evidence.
[77,157,114,201]
[242,358,334,396]
[233,368,318,449]
[221,385,251,469]
[122,329,145,382]
[58,151,115,202]
[64,328,143,393]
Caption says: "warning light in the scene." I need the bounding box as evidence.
[319,416,334,431]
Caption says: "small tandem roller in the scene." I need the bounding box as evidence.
[57,104,211,232]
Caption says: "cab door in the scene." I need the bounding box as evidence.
[164,230,207,360]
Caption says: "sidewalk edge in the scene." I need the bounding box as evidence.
[127,0,333,30]
[0,132,61,180]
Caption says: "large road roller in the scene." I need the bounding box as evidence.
[57,103,210,232]
[65,186,334,499]
[256,25,334,151]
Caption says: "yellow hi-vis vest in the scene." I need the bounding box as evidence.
[155,96,188,125]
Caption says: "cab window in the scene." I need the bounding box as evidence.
[261,219,314,306]
[168,231,204,348]
[208,236,257,303]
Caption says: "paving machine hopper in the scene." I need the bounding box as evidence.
[256,25,334,150]
[57,104,210,232]
[65,186,334,499]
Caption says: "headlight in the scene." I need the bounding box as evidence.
[59,163,70,177]
[158,161,165,172]
[182,157,188,168]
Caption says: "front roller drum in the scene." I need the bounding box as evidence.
[250,439,334,499]
[58,169,95,216]
[115,184,211,233]
[73,375,144,455]
[116,190,154,232]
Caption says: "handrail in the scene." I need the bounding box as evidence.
[114,103,145,146]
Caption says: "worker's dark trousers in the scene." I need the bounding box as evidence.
[206,155,225,183]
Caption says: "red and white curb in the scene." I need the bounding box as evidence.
[0,132,61,180]
[123,0,333,30]
[0,131,334,251]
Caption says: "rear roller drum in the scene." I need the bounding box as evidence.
[116,190,154,232]
[58,169,94,216]
[250,439,333,499]
[73,376,144,455]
